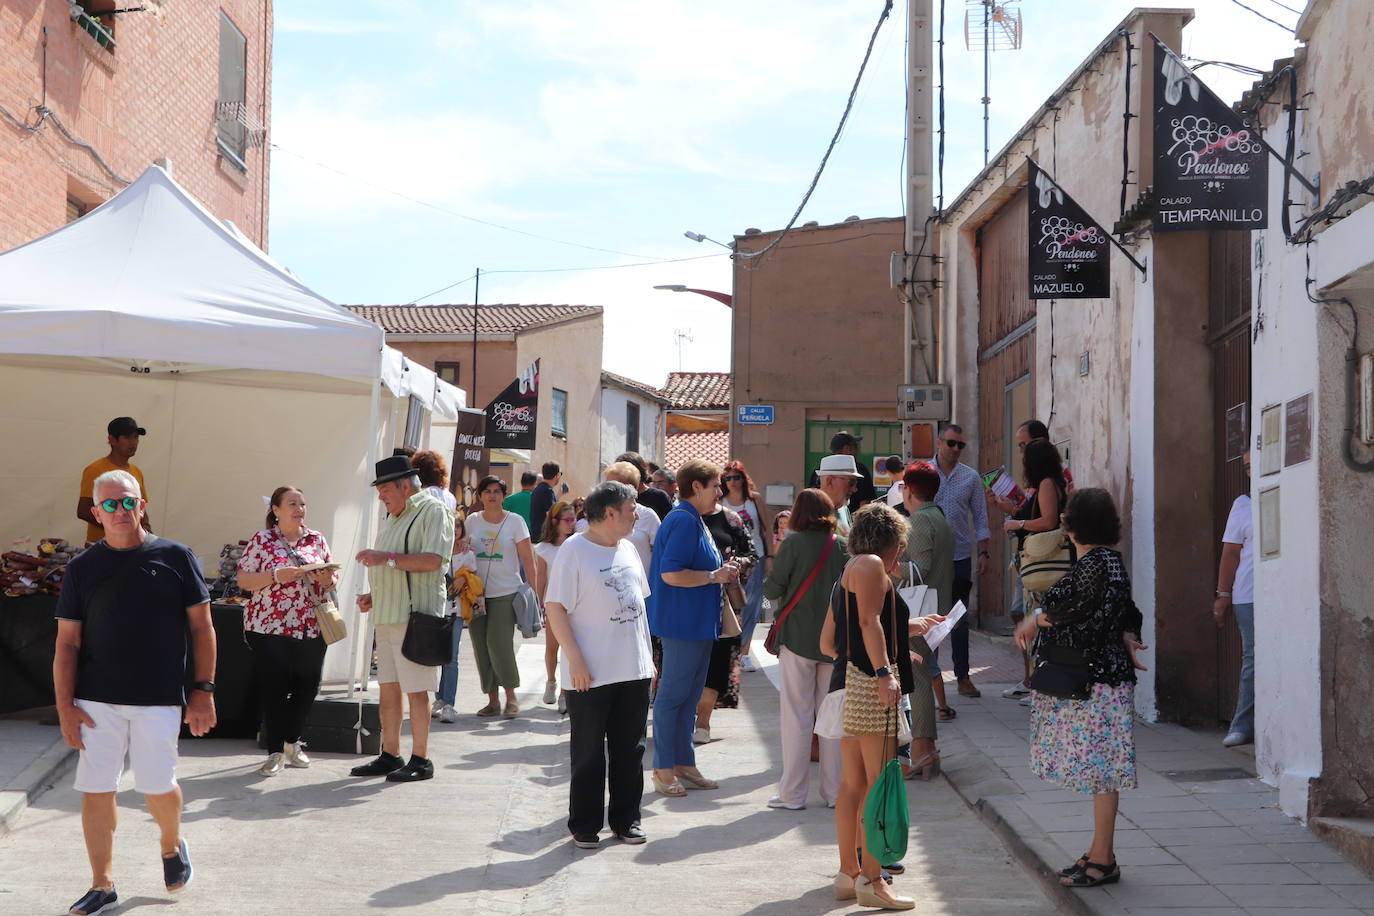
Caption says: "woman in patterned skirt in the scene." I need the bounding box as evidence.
[1015,487,1149,889]
[819,504,916,910]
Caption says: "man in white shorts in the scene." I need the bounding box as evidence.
[54,469,217,916]
[353,454,454,782]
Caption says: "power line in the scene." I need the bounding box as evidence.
[1225,0,1296,33]
[737,0,894,263]
[1256,0,1302,15]
[405,253,729,304]
[271,144,650,259]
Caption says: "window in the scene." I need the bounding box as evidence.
[552,388,568,438]
[625,402,640,455]
[435,361,461,385]
[66,196,89,223]
[74,2,116,50]
[216,12,248,168]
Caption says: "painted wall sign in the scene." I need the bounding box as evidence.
[737,404,775,425]
[1152,37,1268,232]
[1027,159,1112,299]
[484,358,540,450]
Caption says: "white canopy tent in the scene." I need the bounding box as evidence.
[0,165,465,687]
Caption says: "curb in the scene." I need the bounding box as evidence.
[0,736,76,837]
[938,729,1128,916]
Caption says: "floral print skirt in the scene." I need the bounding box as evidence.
[1030,681,1137,795]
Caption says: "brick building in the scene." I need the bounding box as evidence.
[0,1,272,252]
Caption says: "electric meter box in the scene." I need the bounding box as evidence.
[897,384,951,421]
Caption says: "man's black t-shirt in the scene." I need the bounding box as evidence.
[637,486,673,521]
[529,481,555,543]
[55,536,210,707]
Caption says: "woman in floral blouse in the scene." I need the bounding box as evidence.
[236,486,338,777]
[1015,487,1148,889]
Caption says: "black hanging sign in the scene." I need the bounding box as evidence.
[1027,159,1113,300]
[1152,37,1268,231]
[484,358,540,451]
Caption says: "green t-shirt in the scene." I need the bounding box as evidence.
[503,489,533,529]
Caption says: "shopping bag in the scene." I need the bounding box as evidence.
[863,756,910,864]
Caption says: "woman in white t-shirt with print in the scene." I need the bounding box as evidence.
[721,460,771,668]
[464,475,537,718]
[535,500,577,712]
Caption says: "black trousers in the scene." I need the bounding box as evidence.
[951,556,973,680]
[565,678,650,837]
[247,631,326,751]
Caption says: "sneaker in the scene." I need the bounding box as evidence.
[1002,683,1031,698]
[350,751,405,777]
[692,727,710,745]
[162,838,192,892]
[542,681,558,705]
[430,698,444,718]
[385,754,435,782]
[68,886,118,915]
[572,833,600,849]
[614,825,647,844]
[740,655,756,673]
[283,740,310,768]
[1019,695,1032,707]
[766,795,805,810]
[557,692,567,715]
[1222,731,1253,747]
[439,704,458,723]
[258,752,285,777]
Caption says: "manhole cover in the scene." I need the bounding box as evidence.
[1165,767,1252,782]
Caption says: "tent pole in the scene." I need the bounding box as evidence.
[347,373,383,697]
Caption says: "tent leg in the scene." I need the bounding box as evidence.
[345,376,383,697]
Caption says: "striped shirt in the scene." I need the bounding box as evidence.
[933,461,990,562]
[368,491,455,625]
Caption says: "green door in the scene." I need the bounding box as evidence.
[805,420,904,495]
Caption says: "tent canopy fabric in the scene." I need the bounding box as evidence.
[0,165,463,414]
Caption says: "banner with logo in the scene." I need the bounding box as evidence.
[1152,37,1268,231]
[450,409,490,510]
[1027,159,1112,300]
[484,358,539,451]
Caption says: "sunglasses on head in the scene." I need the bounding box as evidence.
[943,439,967,449]
[99,496,139,512]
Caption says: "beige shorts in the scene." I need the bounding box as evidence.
[374,622,440,694]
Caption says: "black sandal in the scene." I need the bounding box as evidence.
[1061,860,1120,888]
[937,706,957,721]
[1057,853,1090,877]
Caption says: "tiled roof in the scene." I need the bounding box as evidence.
[343,304,602,335]
[664,430,730,470]
[601,371,669,404]
[661,371,732,410]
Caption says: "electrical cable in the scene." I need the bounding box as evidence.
[39,106,134,185]
[404,253,728,305]
[737,0,894,263]
[271,145,651,259]
[1119,30,1135,221]
[937,0,946,214]
[1225,0,1296,33]
[1304,246,1374,472]
[1256,0,1302,15]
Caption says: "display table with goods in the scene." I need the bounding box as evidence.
[0,539,79,714]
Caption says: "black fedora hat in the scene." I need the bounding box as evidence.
[371,455,416,486]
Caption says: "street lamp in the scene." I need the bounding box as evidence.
[683,230,735,251]
[654,284,733,307]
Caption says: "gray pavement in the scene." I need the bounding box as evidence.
[0,637,1055,915]
[933,632,1374,916]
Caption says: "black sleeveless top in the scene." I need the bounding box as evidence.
[826,580,914,695]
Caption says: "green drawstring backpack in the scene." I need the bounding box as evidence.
[863,710,910,864]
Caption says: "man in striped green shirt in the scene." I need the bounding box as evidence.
[352,456,455,783]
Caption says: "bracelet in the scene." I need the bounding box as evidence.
[1215,591,1232,598]
[271,567,281,585]
[707,568,717,584]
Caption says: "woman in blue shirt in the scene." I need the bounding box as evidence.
[647,459,741,796]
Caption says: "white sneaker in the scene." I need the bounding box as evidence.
[439,704,458,723]
[1222,731,1253,747]
[1019,695,1032,707]
[431,699,444,718]
[258,752,285,777]
[767,795,805,810]
[692,727,711,745]
[542,681,558,705]
[557,692,567,715]
[1002,683,1031,698]
[740,656,756,673]
[283,741,310,768]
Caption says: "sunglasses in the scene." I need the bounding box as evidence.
[943,439,967,449]
[99,496,139,512]
[722,474,743,482]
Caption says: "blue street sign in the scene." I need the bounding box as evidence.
[737,405,775,425]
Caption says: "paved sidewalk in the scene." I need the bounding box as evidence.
[927,632,1374,915]
[0,637,1055,914]
[0,711,74,836]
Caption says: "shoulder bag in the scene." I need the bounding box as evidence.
[1029,642,1096,700]
[278,531,347,646]
[896,561,938,619]
[1018,528,1074,593]
[763,534,835,656]
[399,507,455,667]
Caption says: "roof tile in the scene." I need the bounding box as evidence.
[601,370,668,403]
[343,304,601,335]
[664,430,731,470]
[661,371,732,410]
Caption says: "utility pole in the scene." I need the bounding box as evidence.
[471,268,480,403]
[903,0,936,388]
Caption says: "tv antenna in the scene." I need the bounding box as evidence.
[965,0,1024,165]
[673,328,694,370]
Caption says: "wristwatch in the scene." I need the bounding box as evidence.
[707,568,718,583]
[386,554,398,569]
[874,665,893,679]
[191,681,215,694]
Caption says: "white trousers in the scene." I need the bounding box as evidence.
[775,646,842,806]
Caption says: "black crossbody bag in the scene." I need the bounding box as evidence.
[398,509,454,667]
[1029,642,1096,700]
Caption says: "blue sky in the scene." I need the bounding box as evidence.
[268,0,1299,389]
